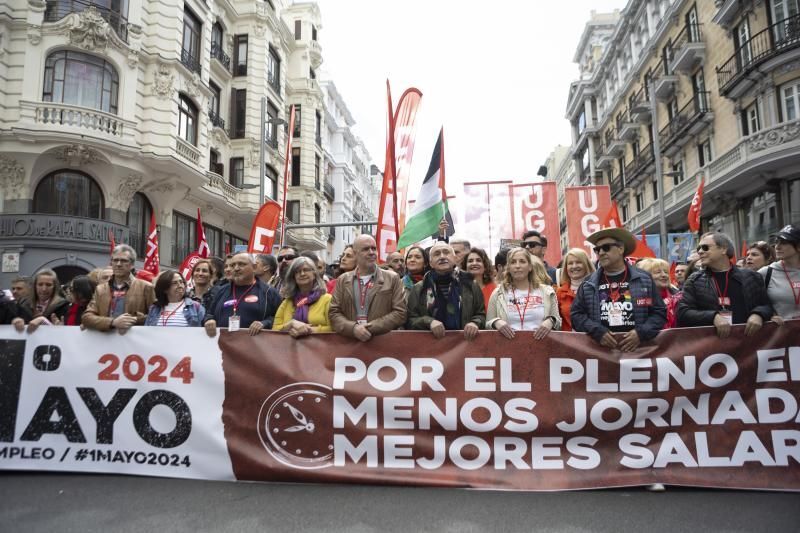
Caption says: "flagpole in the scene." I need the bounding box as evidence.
[439,127,446,221]
[280,105,296,247]
[648,79,668,259]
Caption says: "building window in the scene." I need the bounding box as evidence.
[292,104,302,137]
[211,23,223,52]
[226,233,248,252]
[635,188,644,212]
[651,179,658,201]
[233,35,248,76]
[291,147,301,186]
[229,157,244,188]
[209,82,222,128]
[315,155,321,189]
[204,223,223,257]
[178,94,198,145]
[294,20,301,39]
[314,203,321,224]
[181,6,202,74]
[781,80,800,122]
[315,110,321,145]
[621,203,629,222]
[266,100,279,148]
[172,211,197,265]
[43,50,119,114]
[265,165,278,200]
[210,149,223,175]
[672,160,685,187]
[126,192,153,258]
[697,139,713,167]
[734,18,752,68]
[312,25,318,41]
[34,170,103,219]
[268,46,281,93]
[309,67,316,80]
[287,200,300,223]
[230,89,246,138]
[741,102,760,136]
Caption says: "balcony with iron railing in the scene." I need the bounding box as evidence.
[323,180,335,201]
[629,86,651,123]
[609,171,625,198]
[658,92,712,157]
[210,43,231,72]
[604,127,625,157]
[208,108,225,130]
[180,48,201,75]
[717,14,800,98]
[44,0,128,42]
[616,109,640,141]
[668,22,705,73]
[652,58,678,101]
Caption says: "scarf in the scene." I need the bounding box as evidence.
[422,271,462,330]
[402,272,425,290]
[292,290,322,324]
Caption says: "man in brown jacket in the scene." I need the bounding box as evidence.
[329,234,406,341]
[82,244,155,334]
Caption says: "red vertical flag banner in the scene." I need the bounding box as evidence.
[509,182,560,266]
[108,228,115,257]
[143,212,160,276]
[632,228,657,259]
[375,81,423,261]
[600,200,623,229]
[196,208,209,258]
[565,186,613,258]
[280,105,297,247]
[247,200,282,254]
[688,178,705,233]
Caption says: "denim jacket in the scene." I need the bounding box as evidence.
[145,298,205,327]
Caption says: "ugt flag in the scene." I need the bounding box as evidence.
[397,128,447,249]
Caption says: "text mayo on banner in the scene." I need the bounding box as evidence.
[1,324,799,491]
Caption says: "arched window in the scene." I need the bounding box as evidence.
[178,94,198,145]
[43,51,119,114]
[126,192,153,258]
[34,170,104,219]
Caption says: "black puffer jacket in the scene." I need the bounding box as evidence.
[677,266,773,326]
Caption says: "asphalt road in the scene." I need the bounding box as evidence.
[0,473,797,533]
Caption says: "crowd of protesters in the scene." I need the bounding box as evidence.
[2,223,799,349]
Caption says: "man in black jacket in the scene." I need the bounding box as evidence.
[678,232,773,338]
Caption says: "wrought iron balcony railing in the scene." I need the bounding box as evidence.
[658,92,711,148]
[210,43,230,71]
[180,48,201,75]
[208,108,225,129]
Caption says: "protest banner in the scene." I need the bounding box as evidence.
[565,186,613,258]
[1,324,799,491]
[509,182,560,266]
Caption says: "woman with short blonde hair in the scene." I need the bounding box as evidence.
[487,248,561,340]
[556,248,595,331]
[637,257,679,328]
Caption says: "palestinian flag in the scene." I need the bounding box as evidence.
[397,128,447,249]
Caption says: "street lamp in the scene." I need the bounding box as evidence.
[259,96,287,205]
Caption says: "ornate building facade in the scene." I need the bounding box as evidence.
[0,0,375,285]
[565,0,800,247]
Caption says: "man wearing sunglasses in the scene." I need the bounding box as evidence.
[270,246,298,291]
[571,228,666,351]
[522,230,557,284]
[678,232,773,338]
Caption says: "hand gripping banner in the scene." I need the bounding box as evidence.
[1,323,800,491]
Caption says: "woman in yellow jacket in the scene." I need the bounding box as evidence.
[272,256,332,337]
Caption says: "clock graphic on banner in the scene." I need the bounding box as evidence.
[257,382,334,469]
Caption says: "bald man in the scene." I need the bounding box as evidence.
[329,234,407,341]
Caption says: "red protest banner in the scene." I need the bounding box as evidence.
[565,186,613,257]
[510,182,560,266]
[247,200,282,254]
[220,322,800,491]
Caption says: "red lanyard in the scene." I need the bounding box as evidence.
[603,268,628,301]
[161,301,185,326]
[512,288,532,328]
[711,269,731,308]
[782,261,800,306]
[356,270,374,311]
[231,282,256,315]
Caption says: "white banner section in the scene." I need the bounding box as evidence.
[0,326,234,480]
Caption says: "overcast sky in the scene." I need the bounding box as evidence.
[315,0,626,196]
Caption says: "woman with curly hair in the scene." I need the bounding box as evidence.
[461,248,496,311]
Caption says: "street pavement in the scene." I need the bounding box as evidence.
[0,473,797,532]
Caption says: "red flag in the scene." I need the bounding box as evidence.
[109,228,115,256]
[375,81,423,261]
[196,208,209,258]
[632,228,657,258]
[565,186,613,257]
[741,240,748,259]
[279,105,296,247]
[142,212,160,276]
[224,239,230,257]
[669,261,677,285]
[688,179,704,233]
[600,201,623,229]
[179,252,202,284]
[248,200,282,254]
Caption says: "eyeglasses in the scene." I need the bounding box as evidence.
[696,244,712,252]
[522,241,543,249]
[592,242,621,254]
[278,254,297,262]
